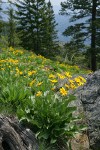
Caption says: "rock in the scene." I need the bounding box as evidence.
[0,115,39,150]
[71,133,89,150]
[79,70,100,150]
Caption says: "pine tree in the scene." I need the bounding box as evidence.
[2,1,21,48]
[15,0,58,55]
[32,0,47,53]
[7,7,15,47]
[15,0,33,50]
[15,0,46,52]
[40,0,58,56]
[60,0,100,71]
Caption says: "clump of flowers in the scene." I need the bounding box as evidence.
[0,47,90,149]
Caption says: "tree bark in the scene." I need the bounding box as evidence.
[0,115,38,150]
[91,0,97,71]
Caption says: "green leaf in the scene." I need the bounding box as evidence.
[38,131,49,140]
[50,138,57,144]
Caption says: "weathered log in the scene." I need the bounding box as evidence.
[0,115,38,150]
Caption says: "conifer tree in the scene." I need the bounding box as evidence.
[3,1,21,48]
[60,0,100,71]
[40,0,58,56]
[7,7,15,47]
[15,0,58,55]
[15,0,33,50]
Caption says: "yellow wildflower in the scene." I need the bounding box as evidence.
[13,50,24,55]
[78,76,86,82]
[74,77,85,86]
[60,87,67,96]
[28,72,33,76]
[38,55,45,59]
[19,71,23,75]
[74,77,80,82]
[65,84,70,89]
[9,46,14,51]
[1,68,5,70]
[69,79,74,84]
[29,79,35,87]
[65,72,72,78]
[69,83,76,89]
[36,91,42,97]
[8,58,18,64]
[50,79,58,83]
[36,81,43,86]
[49,74,55,78]
[57,73,66,79]
[28,70,37,76]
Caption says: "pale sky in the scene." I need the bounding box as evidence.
[46,0,65,6]
[4,0,65,6]
[46,0,65,14]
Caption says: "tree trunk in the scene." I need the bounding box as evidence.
[0,115,38,150]
[91,0,97,71]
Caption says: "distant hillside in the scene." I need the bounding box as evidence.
[55,14,71,42]
[53,5,71,42]
[55,13,90,44]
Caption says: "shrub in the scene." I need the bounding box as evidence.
[0,84,31,113]
[17,91,83,149]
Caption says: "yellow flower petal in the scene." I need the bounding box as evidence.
[36,91,42,97]
[60,87,67,96]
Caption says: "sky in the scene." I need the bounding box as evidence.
[3,0,65,7]
[3,0,65,14]
[46,0,65,6]
[3,0,65,6]
[45,0,65,14]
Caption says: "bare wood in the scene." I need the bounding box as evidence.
[0,115,38,150]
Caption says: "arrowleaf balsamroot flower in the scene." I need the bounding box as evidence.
[29,79,36,87]
[36,91,42,97]
[49,74,56,78]
[28,70,37,76]
[65,72,72,78]
[50,79,58,83]
[57,73,66,79]
[65,84,70,89]
[36,81,43,86]
[60,87,67,96]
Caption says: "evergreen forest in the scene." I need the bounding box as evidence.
[0,0,99,70]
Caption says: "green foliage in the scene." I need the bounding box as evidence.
[0,83,31,113]
[7,7,16,47]
[0,35,9,48]
[0,11,21,49]
[6,6,21,48]
[15,0,58,55]
[60,0,100,71]
[17,92,83,148]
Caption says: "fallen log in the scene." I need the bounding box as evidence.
[0,115,38,150]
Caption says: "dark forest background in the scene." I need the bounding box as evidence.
[0,0,100,71]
